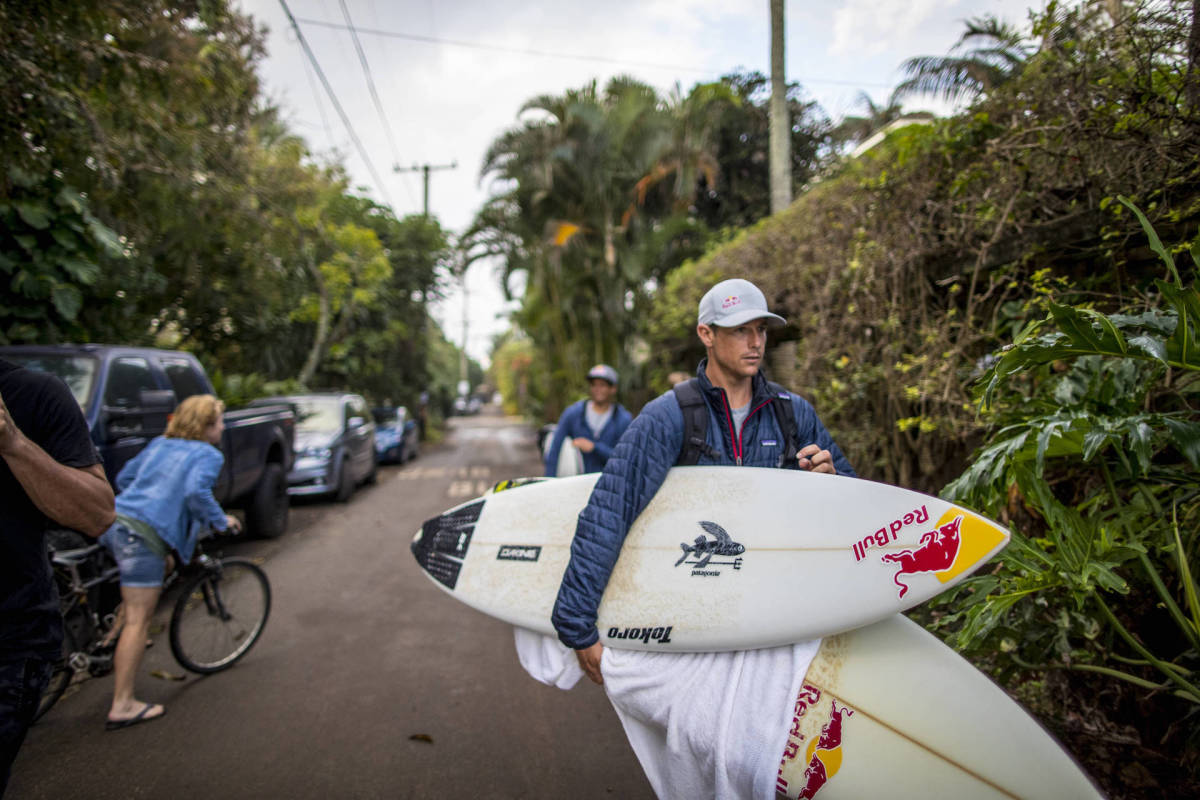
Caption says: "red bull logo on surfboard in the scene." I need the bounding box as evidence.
[776,684,855,799]
[856,507,1008,599]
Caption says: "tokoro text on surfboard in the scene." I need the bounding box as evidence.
[606,625,673,645]
[674,520,745,575]
[851,504,929,561]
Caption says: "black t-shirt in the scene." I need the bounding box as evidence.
[0,358,103,661]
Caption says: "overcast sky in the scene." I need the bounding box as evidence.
[236,0,1044,365]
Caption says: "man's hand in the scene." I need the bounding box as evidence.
[224,514,243,534]
[0,390,116,535]
[575,642,604,685]
[0,390,18,455]
[572,437,596,454]
[797,444,837,475]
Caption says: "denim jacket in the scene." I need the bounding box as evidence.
[114,437,227,563]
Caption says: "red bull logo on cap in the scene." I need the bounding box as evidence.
[722,295,741,309]
[776,684,855,799]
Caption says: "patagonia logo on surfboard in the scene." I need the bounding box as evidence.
[675,520,745,576]
[496,545,542,562]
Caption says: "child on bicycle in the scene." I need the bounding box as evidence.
[98,394,241,730]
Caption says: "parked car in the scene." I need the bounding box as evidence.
[250,393,376,502]
[372,405,419,464]
[0,344,295,538]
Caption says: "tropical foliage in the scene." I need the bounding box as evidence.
[638,3,1199,794]
[470,71,832,417]
[934,204,1199,786]
[0,0,463,410]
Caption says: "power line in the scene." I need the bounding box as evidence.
[278,0,395,210]
[292,16,894,90]
[337,0,417,208]
[297,37,335,148]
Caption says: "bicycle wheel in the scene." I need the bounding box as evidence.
[35,619,80,721]
[169,558,271,674]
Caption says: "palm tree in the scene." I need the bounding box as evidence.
[892,15,1034,104]
[468,76,740,410]
[833,91,906,145]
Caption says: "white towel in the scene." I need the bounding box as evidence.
[513,629,821,800]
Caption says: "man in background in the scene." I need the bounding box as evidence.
[543,364,633,476]
[1,358,115,795]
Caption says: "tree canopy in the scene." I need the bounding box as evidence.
[0,0,464,410]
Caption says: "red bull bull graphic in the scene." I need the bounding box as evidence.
[881,515,963,599]
[870,508,1008,599]
[776,684,855,799]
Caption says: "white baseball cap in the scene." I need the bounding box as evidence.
[697,278,786,328]
[586,364,619,385]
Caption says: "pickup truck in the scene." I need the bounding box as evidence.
[0,344,296,538]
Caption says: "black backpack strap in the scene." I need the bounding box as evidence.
[673,379,719,465]
[766,381,802,469]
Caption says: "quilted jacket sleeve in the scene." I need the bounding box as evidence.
[551,393,685,649]
[791,395,856,478]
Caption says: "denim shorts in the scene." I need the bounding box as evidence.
[100,522,166,588]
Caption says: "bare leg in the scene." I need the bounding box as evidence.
[99,603,125,647]
[107,585,164,722]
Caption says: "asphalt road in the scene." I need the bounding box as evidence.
[10,409,654,799]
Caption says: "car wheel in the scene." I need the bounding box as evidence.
[365,455,378,485]
[334,459,354,502]
[245,463,288,539]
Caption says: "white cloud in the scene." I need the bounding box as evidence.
[830,0,966,57]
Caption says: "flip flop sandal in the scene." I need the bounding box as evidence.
[104,703,165,731]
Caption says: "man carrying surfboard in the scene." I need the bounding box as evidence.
[551,278,855,684]
[542,364,633,477]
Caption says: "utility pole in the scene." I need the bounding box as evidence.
[769,0,792,214]
[394,160,469,396]
[393,161,458,217]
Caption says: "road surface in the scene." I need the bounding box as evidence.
[10,409,654,799]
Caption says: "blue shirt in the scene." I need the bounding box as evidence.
[114,437,227,563]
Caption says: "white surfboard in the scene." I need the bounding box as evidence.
[775,614,1100,799]
[411,467,1010,651]
[554,437,584,477]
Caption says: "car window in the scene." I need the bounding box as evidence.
[105,358,156,408]
[292,397,343,433]
[161,359,208,402]
[5,354,99,412]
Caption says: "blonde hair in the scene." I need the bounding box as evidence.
[165,394,224,441]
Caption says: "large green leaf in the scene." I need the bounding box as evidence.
[50,284,83,320]
[14,202,51,230]
[1163,417,1200,469]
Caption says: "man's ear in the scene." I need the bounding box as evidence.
[697,323,715,348]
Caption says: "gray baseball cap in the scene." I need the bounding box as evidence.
[586,364,619,385]
[697,278,787,328]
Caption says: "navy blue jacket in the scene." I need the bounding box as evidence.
[543,399,633,476]
[551,361,855,649]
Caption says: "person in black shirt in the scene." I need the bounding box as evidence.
[0,358,115,795]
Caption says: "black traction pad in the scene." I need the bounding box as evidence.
[411,499,485,590]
